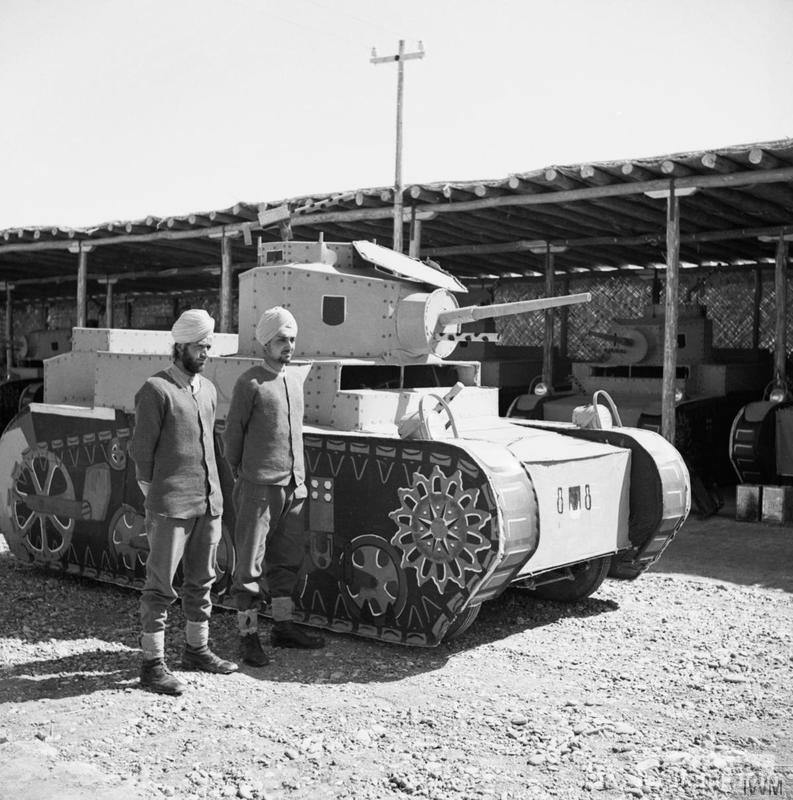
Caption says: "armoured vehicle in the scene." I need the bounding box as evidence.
[508,303,768,507]
[0,328,71,432]
[729,377,793,486]
[0,240,690,646]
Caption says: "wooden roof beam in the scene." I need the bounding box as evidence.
[579,165,615,185]
[749,147,783,169]
[621,162,661,181]
[232,203,258,221]
[422,221,793,258]
[699,153,745,174]
[540,168,582,191]
[208,211,239,224]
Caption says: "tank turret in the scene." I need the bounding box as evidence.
[239,239,589,363]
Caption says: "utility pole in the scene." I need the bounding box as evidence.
[370,39,425,253]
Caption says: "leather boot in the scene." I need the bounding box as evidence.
[140,658,186,696]
[181,645,238,674]
[239,632,269,667]
[270,621,325,649]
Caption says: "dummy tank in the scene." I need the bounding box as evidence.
[0,328,71,432]
[508,303,769,497]
[0,240,690,646]
[729,376,793,486]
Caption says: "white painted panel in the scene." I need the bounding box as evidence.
[28,403,116,420]
[516,449,631,575]
[44,351,96,405]
[94,353,172,412]
[70,327,238,356]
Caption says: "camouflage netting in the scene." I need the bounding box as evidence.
[495,271,793,362]
[0,290,234,362]
[0,271,791,369]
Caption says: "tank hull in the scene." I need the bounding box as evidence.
[0,403,689,646]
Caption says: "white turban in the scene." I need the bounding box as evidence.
[171,309,215,344]
[255,306,297,346]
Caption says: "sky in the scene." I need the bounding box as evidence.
[1,0,792,230]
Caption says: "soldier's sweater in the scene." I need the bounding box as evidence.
[130,366,223,518]
[222,364,305,488]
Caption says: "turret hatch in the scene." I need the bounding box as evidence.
[353,240,467,293]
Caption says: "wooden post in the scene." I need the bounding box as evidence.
[559,276,570,360]
[661,185,681,444]
[220,234,233,333]
[4,282,13,379]
[101,278,117,328]
[774,234,789,384]
[76,245,89,328]
[751,266,762,350]
[408,207,423,258]
[542,247,555,388]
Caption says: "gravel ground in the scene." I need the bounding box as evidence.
[1,505,791,800]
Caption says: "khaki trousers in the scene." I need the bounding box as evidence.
[140,512,221,633]
[230,477,307,612]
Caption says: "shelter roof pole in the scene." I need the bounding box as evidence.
[408,207,423,258]
[751,267,762,350]
[220,234,233,333]
[542,247,555,389]
[559,276,570,359]
[75,244,93,328]
[661,183,680,444]
[774,233,789,386]
[4,282,13,379]
[98,278,117,328]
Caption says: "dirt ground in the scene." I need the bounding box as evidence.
[1,491,791,800]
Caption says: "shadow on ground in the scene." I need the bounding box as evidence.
[649,488,793,593]
[0,649,139,702]
[0,546,624,694]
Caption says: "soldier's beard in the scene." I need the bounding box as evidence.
[178,349,205,374]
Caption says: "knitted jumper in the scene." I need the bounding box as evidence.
[222,364,305,487]
[130,367,223,518]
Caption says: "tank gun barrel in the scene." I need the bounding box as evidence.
[435,292,591,331]
[587,329,636,348]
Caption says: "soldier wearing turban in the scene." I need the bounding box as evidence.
[224,306,324,665]
[129,309,238,695]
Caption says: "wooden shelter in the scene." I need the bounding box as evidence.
[1,138,792,441]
